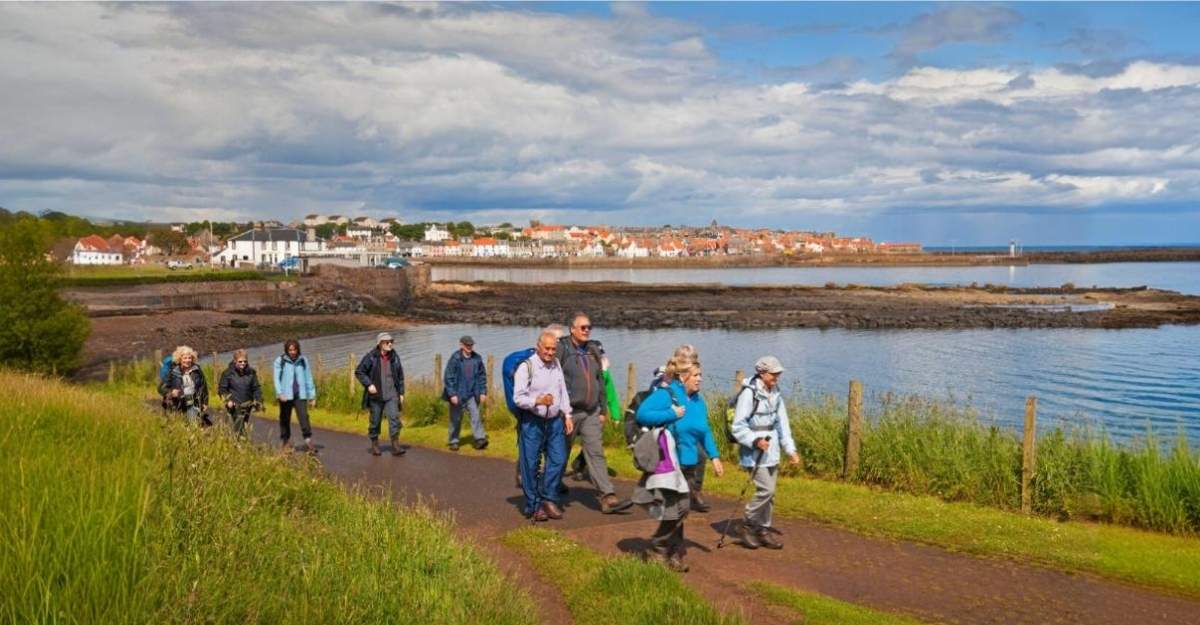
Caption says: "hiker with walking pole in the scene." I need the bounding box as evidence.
[165,345,210,427]
[727,356,800,550]
[513,329,575,522]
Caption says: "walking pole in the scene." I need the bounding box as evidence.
[717,436,769,549]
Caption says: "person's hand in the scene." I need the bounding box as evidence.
[788,453,801,465]
[601,356,610,372]
[367,384,378,395]
[537,394,554,407]
[226,400,235,409]
[171,389,181,398]
[564,415,574,435]
[672,404,685,418]
[309,398,317,409]
[712,458,725,477]
[449,396,459,406]
[399,394,404,404]
[479,394,487,404]
[598,412,607,425]
[277,394,287,403]
[755,438,771,452]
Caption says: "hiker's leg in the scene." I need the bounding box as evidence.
[648,520,674,557]
[384,398,401,440]
[541,416,567,505]
[447,401,464,445]
[517,416,545,515]
[465,397,486,442]
[744,465,777,528]
[576,407,615,495]
[294,400,312,440]
[693,448,707,491]
[279,400,294,441]
[366,400,383,441]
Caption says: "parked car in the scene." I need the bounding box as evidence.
[166,260,192,270]
[382,257,409,269]
[278,256,302,271]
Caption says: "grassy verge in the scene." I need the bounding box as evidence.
[100,363,1200,597]
[503,528,743,625]
[1,370,535,625]
[59,268,269,287]
[747,581,928,625]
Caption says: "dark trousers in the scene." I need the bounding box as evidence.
[650,517,686,558]
[681,462,706,503]
[279,399,312,441]
[517,414,566,516]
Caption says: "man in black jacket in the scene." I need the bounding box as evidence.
[217,349,263,436]
[355,332,406,457]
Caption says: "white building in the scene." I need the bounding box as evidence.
[213,228,324,266]
[71,235,123,265]
[424,224,451,242]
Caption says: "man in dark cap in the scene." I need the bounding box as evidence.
[443,334,488,451]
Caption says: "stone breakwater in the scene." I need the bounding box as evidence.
[408,281,1200,330]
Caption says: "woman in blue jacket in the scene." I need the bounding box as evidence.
[634,356,724,572]
[274,339,317,453]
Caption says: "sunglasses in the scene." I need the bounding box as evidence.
[235,360,247,364]
[577,325,592,331]
[381,340,394,345]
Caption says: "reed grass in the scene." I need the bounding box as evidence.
[0,369,535,625]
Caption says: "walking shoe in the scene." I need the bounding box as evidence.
[739,522,761,550]
[369,439,382,456]
[280,440,292,453]
[304,438,317,455]
[756,528,783,550]
[542,501,563,520]
[600,494,633,514]
[666,555,690,573]
[690,493,711,513]
[472,438,488,450]
[530,509,549,523]
[390,437,406,456]
[448,441,460,452]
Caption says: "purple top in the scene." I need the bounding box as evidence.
[654,431,675,474]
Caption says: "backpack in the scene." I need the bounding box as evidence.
[157,355,174,397]
[501,348,538,417]
[622,387,655,446]
[724,375,761,444]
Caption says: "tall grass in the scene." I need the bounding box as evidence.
[0,370,535,625]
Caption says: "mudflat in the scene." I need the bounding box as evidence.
[412,281,1200,330]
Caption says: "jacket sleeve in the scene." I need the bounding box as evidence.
[443,353,459,398]
[304,359,317,399]
[636,387,678,427]
[775,397,796,456]
[197,371,210,408]
[475,356,488,397]
[699,398,720,459]
[513,359,536,411]
[603,370,621,423]
[217,369,232,399]
[730,387,758,448]
[395,356,405,396]
[354,353,373,388]
[251,371,263,403]
[273,357,284,395]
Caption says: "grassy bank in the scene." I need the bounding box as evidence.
[101,361,1200,596]
[1,370,535,625]
[504,528,742,625]
[748,582,928,625]
[59,266,268,287]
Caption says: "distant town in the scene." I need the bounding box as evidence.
[13,208,923,268]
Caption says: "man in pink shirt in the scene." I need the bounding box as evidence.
[514,329,576,521]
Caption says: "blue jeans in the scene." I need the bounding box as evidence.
[367,398,401,440]
[517,414,567,516]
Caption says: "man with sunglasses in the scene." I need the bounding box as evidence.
[217,348,263,436]
[557,312,630,514]
[356,332,406,456]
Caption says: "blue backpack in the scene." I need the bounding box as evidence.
[156,354,174,396]
[501,348,537,417]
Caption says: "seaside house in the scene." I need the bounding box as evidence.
[470,236,508,257]
[213,227,324,267]
[424,224,451,242]
[302,214,328,227]
[71,234,124,265]
[616,238,650,258]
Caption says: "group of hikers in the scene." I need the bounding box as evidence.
[156,310,798,573]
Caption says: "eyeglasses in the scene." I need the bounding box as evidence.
[235,360,247,364]
[381,340,394,345]
[577,325,592,331]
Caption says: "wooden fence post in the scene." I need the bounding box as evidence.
[434,353,443,395]
[348,353,356,396]
[1022,396,1038,514]
[486,354,495,397]
[625,362,637,408]
[844,380,863,479]
[733,369,744,394]
[108,360,116,384]
[316,353,325,380]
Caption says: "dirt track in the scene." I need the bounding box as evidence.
[245,420,1200,625]
[412,281,1200,330]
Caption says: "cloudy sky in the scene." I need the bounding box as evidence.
[2,2,1199,245]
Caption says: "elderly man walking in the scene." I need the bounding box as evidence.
[514,329,575,522]
[558,312,629,514]
[356,332,406,457]
[443,334,488,451]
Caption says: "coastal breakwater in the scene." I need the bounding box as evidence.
[64,265,431,316]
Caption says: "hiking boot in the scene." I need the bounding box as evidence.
[690,493,711,513]
[473,438,488,450]
[757,529,783,550]
[600,494,633,514]
[304,438,317,455]
[530,508,549,523]
[542,501,563,520]
[666,555,690,573]
[390,437,405,456]
[448,441,460,452]
[369,439,382,456]
[739,523,761,550]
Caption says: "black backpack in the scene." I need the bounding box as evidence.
[724,375,761,444]
[622,388,655,446]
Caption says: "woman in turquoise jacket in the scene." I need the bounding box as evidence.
[273,339,318,453]
[635,357,724,572]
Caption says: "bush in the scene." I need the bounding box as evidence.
[0,217,90,374]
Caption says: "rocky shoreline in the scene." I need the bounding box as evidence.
[409,281,1200,331]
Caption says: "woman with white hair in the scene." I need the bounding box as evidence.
[165,345,209,426]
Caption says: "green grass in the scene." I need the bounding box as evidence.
[100,360,1200,597]
[503,528,743,625]
[59,266,269,287]
[747,581,928,625]
[1,370,535,625]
